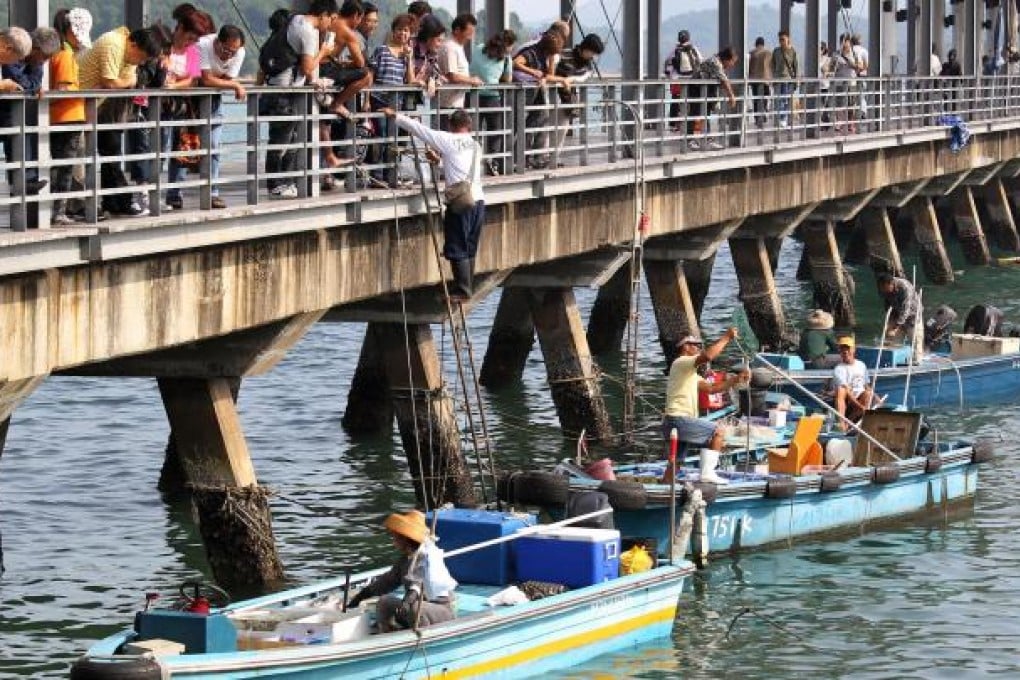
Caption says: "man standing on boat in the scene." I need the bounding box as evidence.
[663,329,749,463]
[876,272,922,362]
[833,335,874,431]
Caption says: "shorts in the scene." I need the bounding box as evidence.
[661,415,716,446]
[321,63,369,87]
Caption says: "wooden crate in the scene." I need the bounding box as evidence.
[852,411,921,466]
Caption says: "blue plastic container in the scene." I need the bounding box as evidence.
[855,345,911,368]
[426,508,536,586]
[755,353,805,371]
[514,527,621,588]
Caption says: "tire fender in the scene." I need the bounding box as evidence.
[819,471,843,492]
[924,454,943,474]
[496,471,569,506]
[971,440,994,464]
[765,477,797,499]
[597,480,648,511]
[70,656,163,680]
[872,464,901,484]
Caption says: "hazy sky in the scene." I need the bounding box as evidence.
[431,0,721,23]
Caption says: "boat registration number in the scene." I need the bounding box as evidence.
[710,514,752,539]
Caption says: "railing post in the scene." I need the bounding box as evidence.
[299,92,316,199]
[36,96,51,229]
[247,92,260,206]
[579,85,590,167]
[655,81,666,158]
[85,98,99,223]
[147,94,162,217]
[9,98,27,231]
[198,93,213,210]
[551,88,561,169]
[512,86,526,174]
[607,84,618,164]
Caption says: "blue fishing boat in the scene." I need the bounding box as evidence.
[69,520,692,679]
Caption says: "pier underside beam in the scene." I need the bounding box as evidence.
[644,260,700,366]
[528,288,614,444]
[949,187,991,265]
[802,221,856,328]
[985,177,1020,251]
[479,288,536,389]
[728,236,789,351]
[586,265,632,356]
[341,323,394,435]
[683,256,715,319]
[376,323,478,509]
[859,206,905,277]
[157,377,284,589]
[907,196,955,284]
[0,417,8,461]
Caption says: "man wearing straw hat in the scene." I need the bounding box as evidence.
[798,309,839,369]
[347,510,456,632]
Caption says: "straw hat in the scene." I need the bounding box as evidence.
[806,309,834,330]
[383,510,428,544]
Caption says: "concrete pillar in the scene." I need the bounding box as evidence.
[827,1,838,55]
[479,288,535,388]
[764,236,782,273]
[485,0,508,33]
[0,417,8,461]
[802,220,856,327]
[158,377,239,495]
[0,377,43,460]
[796,246,812,281]
[529,288,614,444]
[377,323,478,508]
[158,377,284,589]
[645,260,700,366]
[719,0,747,76]
[728,237,788,350]
[986,178,1020,251]
[684,255,715,319]
[341,324,394,435]
[647,0,662,80]
[125,0,150,28]
[908,196,955,284]
[622,0,646,80]
[586,266,631,356]
[950,187,991,265]
[917,0,933,77]
[869,0,885,76]
[859,206,906,276]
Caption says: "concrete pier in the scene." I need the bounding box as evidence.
[908,196,955,284]
[159,377,239,495]
[376,323,478,508]
[644,260,700,365]
[802,221,856,327]
[341,324,395,435]
[528,288,614,444]
[157,377,284,588]
[586,266,632,355]
[950,187,991,265]
[859,206,905,276]
[729,236,788,350]
[0,417,8,460]
[479,288,536,388]
[683,256,716,318]
[981,178,1020,251]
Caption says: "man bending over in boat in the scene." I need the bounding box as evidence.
[662,329,749,473]
[347,510,457,632]
[833,335,874,431]
[877,272,922,362]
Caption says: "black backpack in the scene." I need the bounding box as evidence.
[259,9,299,78]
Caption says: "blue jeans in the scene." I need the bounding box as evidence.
[776,82,795,123]
[167,106,224,200]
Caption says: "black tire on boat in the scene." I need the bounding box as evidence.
[597,480,648,511]
[692,481,717,504]
[70,656,163,680]
[765,478,797,499]
[924,454,943,474]
[872,464,901,484]
[496,471,569,506]
[971,440,994,464]
[819,471,843,492]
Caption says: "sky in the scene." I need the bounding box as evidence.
[430,0,721,24]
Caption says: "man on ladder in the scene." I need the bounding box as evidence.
[382,106,484,302]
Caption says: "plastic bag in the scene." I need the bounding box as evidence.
[486,585,530,607]
[620,545,654,575]
[421,539,458,600]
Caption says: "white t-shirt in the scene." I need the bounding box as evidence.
[268,14,320,86]
[395,114,484,202]
[833,359,868,398]
[438,38,470,109]
[198,33,245,79]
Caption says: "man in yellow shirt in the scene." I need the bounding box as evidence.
[663,328,747,461]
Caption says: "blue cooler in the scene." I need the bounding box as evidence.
[855,345,911,368]
[514,527,621,588]
[426,509,536,586]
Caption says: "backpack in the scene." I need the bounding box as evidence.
[259,10,299,78]
[671,44,700,75]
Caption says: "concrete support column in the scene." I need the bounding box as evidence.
[987,177,1020,251]
[950,187,991,264]
[719,0,747,76]
[796,246,813,281]
[684,255,715,319]
[728,237,788,350]
[586,266,632,355]
[377,323,478,509]
[0,417,9,461]
[0,377,44,461]
[158,377,284,589]
[484,0,508,33]
[480,288,535,388]
[908,196,955,283]
[827,1,838,56]
[917,0,933,78]
[622,0,646,80]
[868,0,885,76]
[647,0,662,80]
[341,323,394,435]
[645,260,700,366]
[859,206,906,276]
[125,0,150,29]
[802,220,856,327]
[529,288,614,444]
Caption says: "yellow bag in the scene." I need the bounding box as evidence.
[620,545,654,575]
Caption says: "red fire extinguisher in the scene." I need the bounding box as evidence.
[186,595,211,615]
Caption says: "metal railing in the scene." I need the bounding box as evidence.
[1,75,1017,230]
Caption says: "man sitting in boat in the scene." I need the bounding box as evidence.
[798,309,839,368]
[833,335,874,431]
[347,510,457,632]
[663,329,749,462]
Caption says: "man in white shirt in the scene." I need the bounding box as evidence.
[833,336,873,430]
[192,26,245,209]
[438,13,482,114]
[382,107,484,301]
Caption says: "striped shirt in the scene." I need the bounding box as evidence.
[79,27,136,90]
[369,44,409,106]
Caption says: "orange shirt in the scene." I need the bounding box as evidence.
[49,43,85,123]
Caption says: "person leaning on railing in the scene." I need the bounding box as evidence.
[367,13,422,187]
[0,27,32,198]
[513,30,566,169]
[688,47,738,151]
[470,29,515,176]
[49,9,92,225]
[552,33,604,154]
[195,25,246,209]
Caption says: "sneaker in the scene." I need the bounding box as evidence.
[211,196,227,209]
[707,140,725,150]
[686,139,700,151]
[51,213,75,226]
[125,201,148,216]
[134,191,150,214]
[270,184,298,199]
[166,194,184,211]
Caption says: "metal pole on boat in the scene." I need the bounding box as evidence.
[341,570,351,612]
[668,428,678,565]
[755,354,903,461]
[902,290,922,408]
[871,306,893,398]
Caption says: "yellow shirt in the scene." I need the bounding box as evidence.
[665,356,700,418]
[79,27,136,90]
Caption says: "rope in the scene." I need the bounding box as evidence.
[226,0,263,51]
